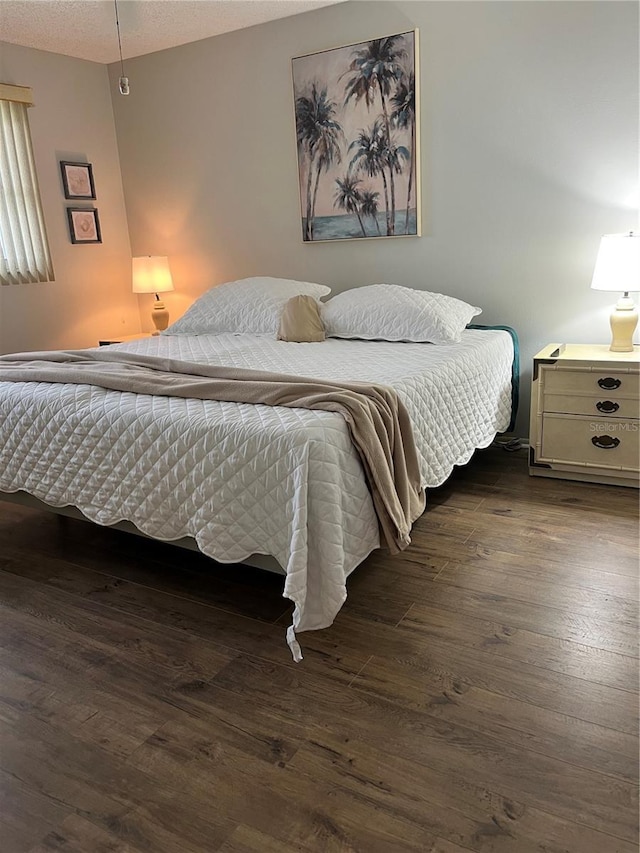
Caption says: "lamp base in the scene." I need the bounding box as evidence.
[609,295,638,353]
[152,300,170,332]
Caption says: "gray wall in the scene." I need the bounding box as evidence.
[0,42,140,352]
[109,1,639,436]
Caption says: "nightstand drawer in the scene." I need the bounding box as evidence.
[543,368,640,399]
[543,393,640,418]
[540,413,639,471]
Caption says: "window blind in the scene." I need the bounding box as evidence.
[0,86,54,285]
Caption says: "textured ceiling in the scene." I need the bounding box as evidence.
[0,0,346,63]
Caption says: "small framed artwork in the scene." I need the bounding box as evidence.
[60,161,96,200]
[67,207,102,244]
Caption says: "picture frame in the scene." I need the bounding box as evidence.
[67,207,102,244]
[292,30,420,243]
[60,161,96,200]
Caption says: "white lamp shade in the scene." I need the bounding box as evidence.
[132,256,174,294]
[590,233,640,293]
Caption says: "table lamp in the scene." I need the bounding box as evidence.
[132,256,174,331]
[590,232,639,352]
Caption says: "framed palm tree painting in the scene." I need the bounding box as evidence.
[292,30,420,243]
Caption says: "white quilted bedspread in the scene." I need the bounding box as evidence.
[0,330,512,656]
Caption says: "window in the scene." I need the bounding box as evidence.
[0,83,54,284]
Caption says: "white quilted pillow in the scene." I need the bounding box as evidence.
[166,277,331,336]
[323,284,481,344]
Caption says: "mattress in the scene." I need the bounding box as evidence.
[0,330,513,657]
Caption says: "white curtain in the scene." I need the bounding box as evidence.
[0,97,54,284]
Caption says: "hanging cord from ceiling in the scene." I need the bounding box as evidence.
[114,0,129,95]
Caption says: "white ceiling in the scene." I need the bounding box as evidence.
[0,0,346,64]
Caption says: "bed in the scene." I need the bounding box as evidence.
[0,280,515,658]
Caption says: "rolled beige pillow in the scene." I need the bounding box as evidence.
[277,294,326,342]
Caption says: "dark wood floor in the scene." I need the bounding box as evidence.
[0,447,637,853]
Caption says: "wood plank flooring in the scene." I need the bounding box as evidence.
[0,447,637,852]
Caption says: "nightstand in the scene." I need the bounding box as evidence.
[529,344,640,487]
[98,333,156,346]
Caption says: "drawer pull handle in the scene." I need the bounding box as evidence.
[596,400,620,413]
[597,377,621,390]
[591,435,620,450]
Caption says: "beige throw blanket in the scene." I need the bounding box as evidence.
[0,349,425,552]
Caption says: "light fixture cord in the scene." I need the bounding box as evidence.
[114,0,125,78]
